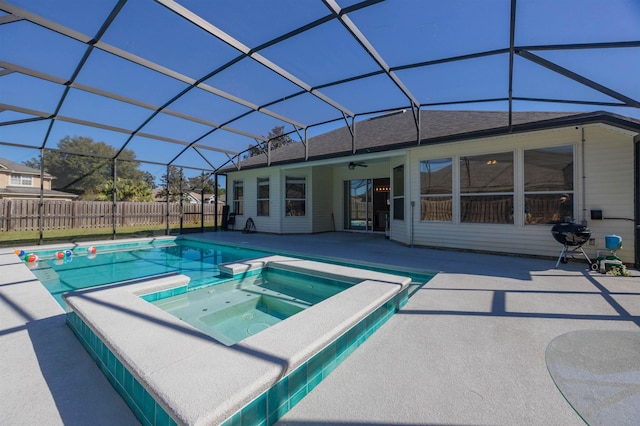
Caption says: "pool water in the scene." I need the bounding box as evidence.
[151,267,356,345]
[28,240,268,308]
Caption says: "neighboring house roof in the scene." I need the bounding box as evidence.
[0,187,78,199]
[222,110,640,172]
[152,188,225,203]
[0,157,53,177]
[186,192,219,202]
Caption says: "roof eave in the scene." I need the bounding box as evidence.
[221,111,640,174]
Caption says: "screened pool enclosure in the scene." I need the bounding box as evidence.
[1,0,639,243]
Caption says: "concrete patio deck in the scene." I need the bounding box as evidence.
[1,231,638,425]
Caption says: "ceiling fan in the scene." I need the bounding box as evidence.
[348,161,367,170]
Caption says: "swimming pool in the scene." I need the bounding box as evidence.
[19,236,433,424]
[24,238,269,308]
[151,266,358,345]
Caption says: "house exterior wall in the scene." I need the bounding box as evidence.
[312,166,334,233]
[580,125,635,262]
[0,173,51,190]
[403,125,636,263]
[227,167,282,234]
[224,123,636,264]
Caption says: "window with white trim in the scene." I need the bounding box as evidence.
[392,164,404,220]
[523,145,574,224]
[285,176,305,216]
[460,152,514,224]
[10,174,33,186]
[232,180,243,215]
[420,158,453,221]
[257,177,269,216]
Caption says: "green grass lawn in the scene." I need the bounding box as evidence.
[0,222,220,248]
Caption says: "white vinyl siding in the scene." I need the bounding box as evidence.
[579,125,635,263]
[226,169,281,233]
[312,166,333,233]
[224,123,635,264]
[407,126,635,263]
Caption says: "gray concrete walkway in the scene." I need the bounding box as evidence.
[196,232,640,426]
[0,249,139,425]
[1,232,638,425]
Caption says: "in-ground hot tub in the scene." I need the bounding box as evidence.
[64,255,411,425]
[151,265,359,346]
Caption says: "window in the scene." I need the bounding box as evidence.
[460,152,514,223]
[420,158,452,221]
[10,174,32,186]
[257,177,269,216]
[392,165,404,220]
[232,180,243,215]
[285,176,305,216]
[524,145,574,224]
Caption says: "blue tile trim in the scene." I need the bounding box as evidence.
[221,287,409,426]
[68,286,408,426]
[66,312,178,426]
[140,285,188,302]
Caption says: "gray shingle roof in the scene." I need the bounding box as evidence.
[0,187,78,198]
[0,157,52,177]
[222,110,640,172]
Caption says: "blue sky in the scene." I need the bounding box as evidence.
[1,0,639,184]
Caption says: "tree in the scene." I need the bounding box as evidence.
[141,171,157,190]
[156,166,188,202]
[25,135,151,201]
[244,125,295,159]
[95,178,153,202]
[187,173,216,194]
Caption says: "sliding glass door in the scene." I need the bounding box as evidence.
[344,178,390,232]
[344,179,372,230]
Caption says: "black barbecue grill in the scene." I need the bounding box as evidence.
[551,222,593,268]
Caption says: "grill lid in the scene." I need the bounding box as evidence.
[551,222,591,246]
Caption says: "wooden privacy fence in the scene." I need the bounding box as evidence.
[0,199,223,232]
